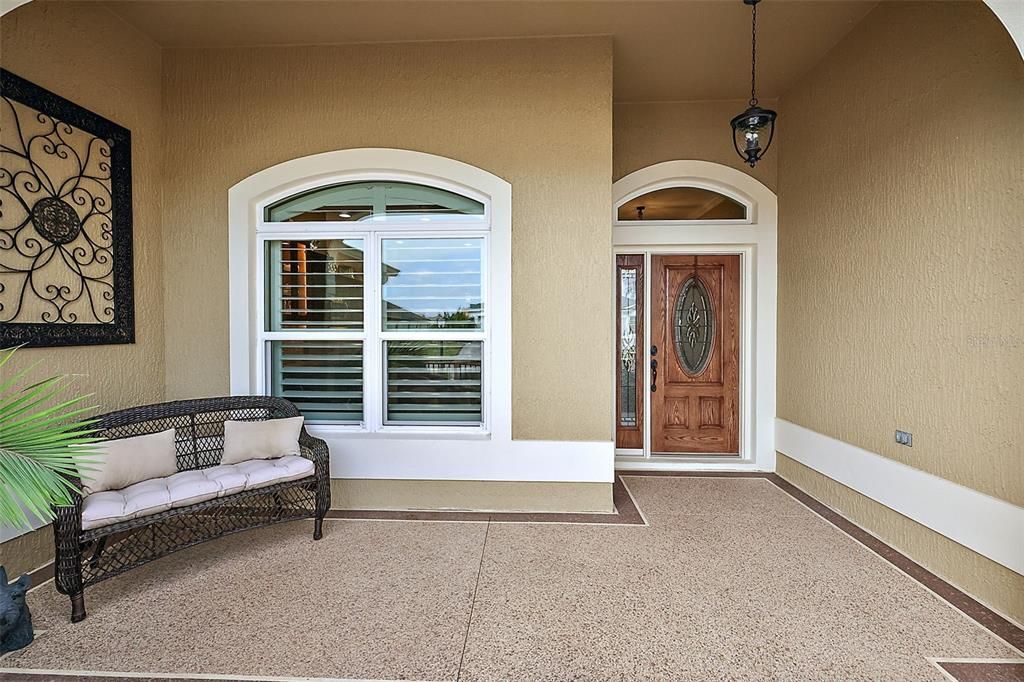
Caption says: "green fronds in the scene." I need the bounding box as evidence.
[0,347,100,530]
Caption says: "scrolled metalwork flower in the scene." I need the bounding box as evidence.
[1,96,115,325]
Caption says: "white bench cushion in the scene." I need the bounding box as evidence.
[81,455,315,531]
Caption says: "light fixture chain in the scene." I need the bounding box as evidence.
[750,1,758,107]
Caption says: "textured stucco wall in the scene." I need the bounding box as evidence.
[613,100,777,190]
[0,1,166,412]
[778,454,1024,624]
[161,37,613,442]
[777,1,1024,506]
[776,0,1024,619]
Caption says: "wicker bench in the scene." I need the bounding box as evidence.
[53,396,330,622]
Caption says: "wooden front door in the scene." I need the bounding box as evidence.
[651,255,740,454]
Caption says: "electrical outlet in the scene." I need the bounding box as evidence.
[895,430,913,447]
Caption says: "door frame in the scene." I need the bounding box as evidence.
[611,160,777,472]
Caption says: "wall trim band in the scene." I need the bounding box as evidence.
[775,418,1024,576]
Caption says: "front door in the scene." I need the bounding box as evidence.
[650,254,740,454]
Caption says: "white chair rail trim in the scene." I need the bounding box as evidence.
[776,418,1024,575]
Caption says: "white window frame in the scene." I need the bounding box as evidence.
[255,177,491,436]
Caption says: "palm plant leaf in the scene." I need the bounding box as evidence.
[0,347,100,530]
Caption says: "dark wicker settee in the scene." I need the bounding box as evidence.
[53,396,330,622]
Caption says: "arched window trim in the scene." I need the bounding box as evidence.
[230,149,514,468]
[613,178,756,226]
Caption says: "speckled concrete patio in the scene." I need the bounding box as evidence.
[2,476,1021,681]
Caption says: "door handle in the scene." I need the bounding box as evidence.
[650,345,659,392]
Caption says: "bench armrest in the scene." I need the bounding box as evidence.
[298,428,329,478]
[298,427,331,517]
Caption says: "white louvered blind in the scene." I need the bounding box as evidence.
[271,340,363,423]
[267,239,364,331]
[266,238,365,424]
[385,340,482,424]
[381,237,484,426]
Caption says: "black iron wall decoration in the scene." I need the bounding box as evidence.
[0,69,134,347]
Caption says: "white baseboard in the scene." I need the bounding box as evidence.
[317,432,615,483]
[776,419,1024,576]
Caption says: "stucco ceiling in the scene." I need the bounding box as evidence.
[102,0,878,102]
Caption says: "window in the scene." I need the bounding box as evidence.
[259,180,489,431]
[265,181,485,223]
[615,255,644,450]
[617,186,746,221]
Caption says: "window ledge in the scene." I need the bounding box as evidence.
[307,426,491,441]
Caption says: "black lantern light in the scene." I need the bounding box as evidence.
[730,0,777,168]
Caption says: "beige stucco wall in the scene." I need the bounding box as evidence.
[613,99,777,190]
[776,1,1023,618]
[161,37,613,442]
[777,1,1024,506]
[0,1,166,412]
[332,479,612,513]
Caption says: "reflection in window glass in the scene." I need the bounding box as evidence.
[265,181,484,223]
[270,340,363,423]
[385,340,482,424]
[266,239,364,331]
[617,186,746,221]
[381,238,483,331]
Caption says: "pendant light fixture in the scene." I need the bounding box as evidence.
[730,0,777,168]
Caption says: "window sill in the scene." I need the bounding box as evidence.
[307,425,492,441]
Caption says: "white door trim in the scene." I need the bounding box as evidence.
[611,161,777,472]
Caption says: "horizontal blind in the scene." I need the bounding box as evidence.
[381,238,483,331]
[385,340,482,424]
[270,340,363,423]
[268,239,363,330]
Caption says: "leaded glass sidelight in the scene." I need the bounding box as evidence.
[673,276,714,375]
[615,254,644,449]
[619,268,638,427]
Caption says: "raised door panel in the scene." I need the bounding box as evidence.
[651,254,739,454]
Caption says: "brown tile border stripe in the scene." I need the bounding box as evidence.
[620,469,1024,656]
[325,474,645,525]
[0,671,264,675]
[934,660,1024,682]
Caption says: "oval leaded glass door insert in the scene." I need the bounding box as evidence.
[673,276,715,375]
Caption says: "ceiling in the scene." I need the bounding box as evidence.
[102,0,879,101]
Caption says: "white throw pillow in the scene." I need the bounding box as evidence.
[80,429,178,496]
[221,416,303,465]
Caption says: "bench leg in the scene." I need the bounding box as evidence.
[70,592,86,623]
[313,516,324,541]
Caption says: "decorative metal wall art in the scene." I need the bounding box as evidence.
[0,69,134,346]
